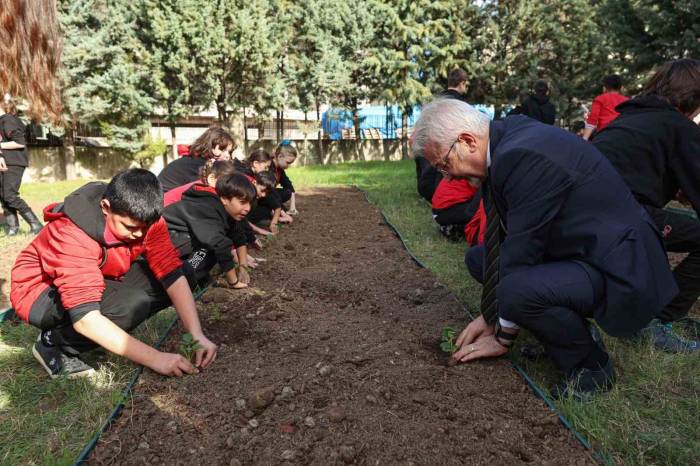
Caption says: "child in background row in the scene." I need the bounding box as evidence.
[11,169,216,378]
[582,75,628,140]
[158,126,235,192]
[272,141,298,217]
[235,150,282,235]
[431,177,481,242]
[164,168,256,290]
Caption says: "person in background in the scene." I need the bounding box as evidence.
[272,141,299,218]
[0,96,43,235]
[439,68,470,103]
[582,75,628,140]
[521,80,556,125]
[593,59,700,352]
[571,121,586,137]
[158,127,235,192]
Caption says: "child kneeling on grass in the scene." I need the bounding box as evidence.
[164,172,256,290]
[11,169,217,379]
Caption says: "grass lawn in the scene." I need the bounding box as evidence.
[0,162,698,465]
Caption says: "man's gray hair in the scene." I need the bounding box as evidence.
[411,98,490,158]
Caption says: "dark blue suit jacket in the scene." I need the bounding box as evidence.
[489,116,677,337]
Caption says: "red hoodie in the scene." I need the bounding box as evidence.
[431,178,478,210]
[11,182,182,321]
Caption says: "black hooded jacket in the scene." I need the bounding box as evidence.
[522,94,556,125]
[593,95,700,216]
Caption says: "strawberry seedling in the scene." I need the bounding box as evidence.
[179,333,203,363]
[440,326,457,354]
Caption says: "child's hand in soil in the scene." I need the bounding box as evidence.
[452,334,508,363]
[279,211,294,223]
[150,352,198,377]
[287,207,299,215]
[192,333,217,368]
[237,266,251,285]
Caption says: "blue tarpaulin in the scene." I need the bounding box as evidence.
[321,104,494,140]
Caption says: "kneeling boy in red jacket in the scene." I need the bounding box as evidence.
[11,169,217,378]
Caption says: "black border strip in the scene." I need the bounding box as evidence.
[354,185,612,466]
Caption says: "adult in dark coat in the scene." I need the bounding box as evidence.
[521,80,556,125]
[411,98,677,399]
[593,59,700,353]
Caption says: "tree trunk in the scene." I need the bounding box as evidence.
[168,123,177,165]
[316,100,324,164]
[352,105,363,161]
[62,121,77,181]
[401,109,409,160]
[243,108,249,153]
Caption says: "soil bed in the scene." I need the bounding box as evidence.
[91,187,593,465]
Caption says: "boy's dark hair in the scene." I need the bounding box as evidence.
[254,170,276,192]
[247,149,272,164]
[215,173,256,203]
[571,120,585,132]
[199,160,236,183]
[640,58,700,116]
[534,80,549,95]
[602,74,622,91]
[447,68,469,88]
[102,169,163,225]
[275,141,298,159]
[189,126,236,159]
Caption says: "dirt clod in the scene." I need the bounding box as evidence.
[248,387,275,410]
[281,450,296,461]
[339,445,357,464]
[201,288,232,304]
[318,365,333,377]
[327,406,346,423]
[304,416,316,428]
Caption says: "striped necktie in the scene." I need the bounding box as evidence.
[480,180,501,325]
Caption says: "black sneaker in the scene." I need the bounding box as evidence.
[550,357,616,402]
[32,338,96,379]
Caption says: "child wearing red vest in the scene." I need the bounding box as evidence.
[583,75,628,140]
[11,169,217,378]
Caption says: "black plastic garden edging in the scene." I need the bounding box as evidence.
[354,185,612,466]
[72,286,209,465]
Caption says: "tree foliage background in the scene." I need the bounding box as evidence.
[55,0,698,153]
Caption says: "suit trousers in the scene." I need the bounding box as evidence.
[645,206,700,322]
[466,246,605,371]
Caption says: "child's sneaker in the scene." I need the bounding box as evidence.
[32,337,96,379]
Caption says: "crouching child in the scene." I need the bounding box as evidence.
[164,172,256,290]
[11,169,217,379]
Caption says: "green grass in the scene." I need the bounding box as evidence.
[289,160,700,466]
[0,163,698,465]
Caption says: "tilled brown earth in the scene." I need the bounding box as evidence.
[91,187,594,466]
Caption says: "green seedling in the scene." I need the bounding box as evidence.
[440,326,457,354]
[207,305,224,323]
[179,333,203,363]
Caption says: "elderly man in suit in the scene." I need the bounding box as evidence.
[411,98,678,399]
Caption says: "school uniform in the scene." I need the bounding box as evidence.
[158,153,206,193]
[431,178,480,227]
[164,184,241,284]
[10,182,183,355]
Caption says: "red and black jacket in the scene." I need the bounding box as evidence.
[431,178,478,210]
[163,184,242,273]
[11,182,182,322]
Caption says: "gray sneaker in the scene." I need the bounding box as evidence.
[32,338,96,379]
[639,319,699,354]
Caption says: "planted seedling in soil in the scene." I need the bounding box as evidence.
[179,333,203,363]
[440,326,457,354]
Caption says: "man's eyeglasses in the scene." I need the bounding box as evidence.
[436,140,458,175]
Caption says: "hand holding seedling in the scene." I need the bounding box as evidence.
[179,333,202,363]
[179,332,218,369]
[452,315,506,363]
[440,327,458,354]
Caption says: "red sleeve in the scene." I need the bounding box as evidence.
[143,217,183,279]
[586,96,602,128]
[41,220,105,311]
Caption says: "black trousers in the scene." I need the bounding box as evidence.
[466,246,605,372]
[28,261,183,355]
[646,206,700,322]
[0,164,31,214]
[432,192,481,227]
